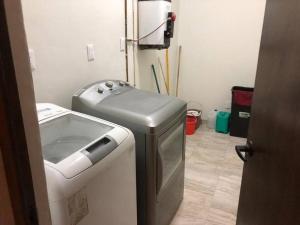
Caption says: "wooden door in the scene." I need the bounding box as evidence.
[0,0,51,224]
[236,0,300,224]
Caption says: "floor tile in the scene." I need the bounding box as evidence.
[171,124,246,225]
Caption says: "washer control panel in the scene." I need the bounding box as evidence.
[37,103,68,121]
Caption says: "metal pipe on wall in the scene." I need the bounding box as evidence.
[125,0,129,82]
[132,0,137,87]
[125,0,137,86]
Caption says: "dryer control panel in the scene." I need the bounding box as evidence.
[73,80,133,104]
[96,80,131,94]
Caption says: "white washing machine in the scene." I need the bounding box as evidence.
[37,103,137,225]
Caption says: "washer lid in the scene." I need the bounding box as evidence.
[38,103,130,178]
[40,113,114,165]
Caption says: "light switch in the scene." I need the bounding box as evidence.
[120,37,126,52]
[87,44,95,61]
[28,48,36,71]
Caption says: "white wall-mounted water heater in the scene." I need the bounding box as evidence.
[138,0,176,50]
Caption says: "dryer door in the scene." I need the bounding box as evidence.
[157,120,185,195]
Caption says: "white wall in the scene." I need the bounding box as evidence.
[177,0,266,118]
[22,0,265,116]
[22,0,126,108]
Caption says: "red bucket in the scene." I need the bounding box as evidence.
[186,116,197,135]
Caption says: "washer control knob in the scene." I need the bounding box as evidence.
[97,88,104,94]
[105,81,114,88]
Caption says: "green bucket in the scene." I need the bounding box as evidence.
[215,111,231,134]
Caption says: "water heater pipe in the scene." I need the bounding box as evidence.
[132,0,136,86]
[124,0,129,82]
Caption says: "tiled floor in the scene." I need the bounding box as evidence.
[171,124,246,225]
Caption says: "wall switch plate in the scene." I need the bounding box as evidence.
[28,48,36,71]
[120,37,126,52]
[87,44,95,61]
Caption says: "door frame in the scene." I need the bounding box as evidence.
[0,0,51,224]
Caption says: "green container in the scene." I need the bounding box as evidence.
[216,111,231,134]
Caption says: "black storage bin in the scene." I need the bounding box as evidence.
[230,86,254,138]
